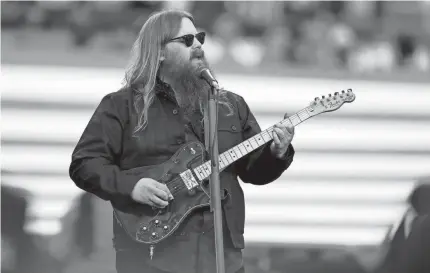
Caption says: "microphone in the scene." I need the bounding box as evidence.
[199,68,219,89]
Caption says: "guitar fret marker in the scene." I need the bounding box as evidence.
[191,94,354,184]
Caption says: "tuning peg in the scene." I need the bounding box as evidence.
[329,94,332,97]
[314,97,319,101]
[322,96,325,99]
[334,92,339,96]
[342,90,345,93]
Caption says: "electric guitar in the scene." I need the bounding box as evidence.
[113,89,356,247]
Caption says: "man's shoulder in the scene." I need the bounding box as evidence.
[103,86,131,102]
[223,90,243,100]
[97,86,133,120]
[222,90,246,108]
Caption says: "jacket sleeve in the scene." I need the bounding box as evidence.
[234,95,295,185]
[69,94,139,202]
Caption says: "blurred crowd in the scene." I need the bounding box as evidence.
[2,1,430,74]
[2,2,430,273]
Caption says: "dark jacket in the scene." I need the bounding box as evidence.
[402,182,430,273]
[69,82,294,251]
[403,215,430,273]
[375,182,430,273]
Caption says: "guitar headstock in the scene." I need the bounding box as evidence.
[307,88,355,116]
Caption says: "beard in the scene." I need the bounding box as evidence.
[161,49,212,118]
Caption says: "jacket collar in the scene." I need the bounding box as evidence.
[155,77,177,103]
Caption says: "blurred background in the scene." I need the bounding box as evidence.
[2,1,430,273]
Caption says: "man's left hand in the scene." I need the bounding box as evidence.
[270,114,295,159]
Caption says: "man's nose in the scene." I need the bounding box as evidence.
[193,37,202,48]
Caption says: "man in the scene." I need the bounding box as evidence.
[375,180,430,273]
[1,185,28,273]
[402,181,430,273]
[69,10,295,273]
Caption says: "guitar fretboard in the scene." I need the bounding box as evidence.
[192,106,313,181]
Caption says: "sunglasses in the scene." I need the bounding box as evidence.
[167,32,206,47]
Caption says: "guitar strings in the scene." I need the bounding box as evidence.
[163,113,308,196]
[164,127,278,196]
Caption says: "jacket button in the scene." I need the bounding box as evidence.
[231,125,237,131]
[173,109,178,115]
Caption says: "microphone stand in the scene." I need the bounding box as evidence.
[207,82,226,273]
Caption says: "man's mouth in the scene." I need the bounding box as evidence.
[192,50,204,60]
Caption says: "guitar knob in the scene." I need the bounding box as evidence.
[162,172,172,182]
[154,220,160,226]
[142,226,148,232]
[163,225,169,231]
[151,232,158,238]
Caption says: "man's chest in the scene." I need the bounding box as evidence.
[120,102,243,169]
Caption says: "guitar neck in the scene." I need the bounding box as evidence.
[192,106,314,181]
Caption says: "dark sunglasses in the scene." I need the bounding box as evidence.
[167,32,206,47]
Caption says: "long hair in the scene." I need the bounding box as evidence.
[123,10,233,134]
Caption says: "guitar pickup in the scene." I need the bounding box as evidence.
[179,169,199,190]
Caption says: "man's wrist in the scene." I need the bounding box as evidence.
[270,145,290,159]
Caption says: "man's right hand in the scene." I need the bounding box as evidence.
[131,178,174,208]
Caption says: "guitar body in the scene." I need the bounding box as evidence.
[113,141,214,245]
